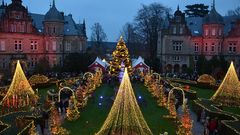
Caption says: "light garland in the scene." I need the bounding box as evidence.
[109,36,132,77]
[96,68,152,135]
[0,60,38,110]
[211,62,240,107]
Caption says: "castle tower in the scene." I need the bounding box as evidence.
[202,0,224,57]
[44,0,64,36]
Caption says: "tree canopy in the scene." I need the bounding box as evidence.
[184,4,209,17]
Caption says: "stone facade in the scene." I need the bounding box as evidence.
[157,3,240,73]
[0,0,87,74]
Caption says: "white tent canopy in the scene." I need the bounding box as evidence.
[132,56,149,69]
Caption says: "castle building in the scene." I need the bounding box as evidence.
[157,1,240,73]
[0,0,87,74]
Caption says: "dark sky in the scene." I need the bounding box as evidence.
[4,0,239,41]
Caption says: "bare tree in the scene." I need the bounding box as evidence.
[227,6,240,16]
[134,3,170,71]
[121,23,143,56]
[135,3,170,60]
[90,22,107,57]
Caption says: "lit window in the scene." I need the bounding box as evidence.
[52,41,57,51]
[0,41,5,51]
[46,41,49,51]
[212,29,216,36]
[205,29,209,36]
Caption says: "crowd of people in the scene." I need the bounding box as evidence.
[197,109,221,135]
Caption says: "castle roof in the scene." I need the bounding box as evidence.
[203,4,224,24]
[44,0,64,22]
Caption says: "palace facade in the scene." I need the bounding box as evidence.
[0,0,87,74]
[157,2,240,73]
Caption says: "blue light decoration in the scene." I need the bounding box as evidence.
[138,96,142,99]
[100,96,103,99]
[99,103,102,106]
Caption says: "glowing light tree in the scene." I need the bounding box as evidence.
[176,105,192,135]
[96,68,153,135]
[0,60,38,112]
[66,96,80,121]
[109,36,132,77]
[211,62,240,107]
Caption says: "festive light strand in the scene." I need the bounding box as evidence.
[96,68,153,135]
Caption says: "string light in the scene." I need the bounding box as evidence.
[109,36,132,77]
[211,61,240,107]
[96,68,153,135]
[0,60,38,109]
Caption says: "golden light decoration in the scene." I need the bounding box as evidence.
[211,61,240,107]
[0,60,38,109]
[109,36,132,77]
[96,68,152,135]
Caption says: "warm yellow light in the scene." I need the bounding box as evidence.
[96,69,152,135]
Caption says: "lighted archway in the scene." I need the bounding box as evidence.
[152,73,161,82]
[167,87,186,111]
[58,87,75,102]
[83,72,94,80]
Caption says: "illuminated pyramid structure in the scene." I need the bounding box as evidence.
[211,62,240,106]
[1,60,38,107]
[96,68,152,135]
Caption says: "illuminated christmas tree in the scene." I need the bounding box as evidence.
[96,68,152,135]
[66,96,80,121]
[109,36,132,77]
[0,60,38,109]
[211,62,240,106]
[176,106,192,135]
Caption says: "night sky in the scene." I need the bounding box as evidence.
[4,0,239,41]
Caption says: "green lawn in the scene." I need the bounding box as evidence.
[38,85,57,103]
[223,107,240,116]
[63,84,114,135]
[132,83,176,135]
[62,83,176,135]
[190,86,215,99]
